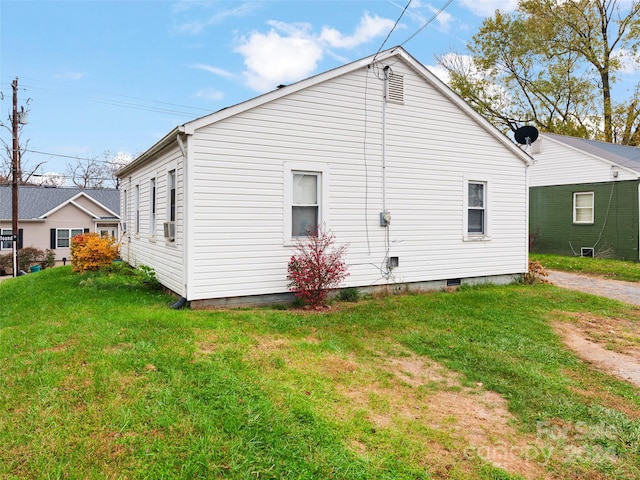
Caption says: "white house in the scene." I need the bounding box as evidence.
[528,132,640,259]
[116,47,532,308]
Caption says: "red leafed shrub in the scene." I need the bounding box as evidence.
[70,233,119,272]
[287,229,349,309]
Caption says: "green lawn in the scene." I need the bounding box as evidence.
[531,253,640,282]
[1,266,639,479]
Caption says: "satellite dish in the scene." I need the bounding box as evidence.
[514,125,539,145]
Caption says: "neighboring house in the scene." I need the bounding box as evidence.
[0,185,120,266]
[116,47,532,308]
[529,132,640,260]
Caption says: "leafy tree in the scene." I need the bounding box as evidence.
[438,0,640,144]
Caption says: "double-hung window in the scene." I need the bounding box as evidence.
[56,228,84,248]
[467,181,486,235]
[149,177,156,236]
[168,170,176,223]
[1,229,12,250]
[292,173,319,237]
[573,192,594,224]
[135,184,140,234]
[285,162,328,244]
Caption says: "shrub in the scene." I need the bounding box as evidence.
[18,247,45,272]
[0,253,12,275]
[521,260,549,285]
[70,233,120,273]
[338,287,360,302]
[43,249,56,269]
[287,228,349,309]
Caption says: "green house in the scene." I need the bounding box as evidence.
[529,133,640,261]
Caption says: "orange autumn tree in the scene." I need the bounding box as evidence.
[70,232,119,272]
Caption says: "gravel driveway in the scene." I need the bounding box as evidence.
[546,270,640,306]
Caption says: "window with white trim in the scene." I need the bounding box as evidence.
[467,181,486,235]
[149,177,156,235]
[292,172,319,237]
[284,163,328,243]
[135,184,140,234]
[168,170,176,223]
[1,229,12,250]
[573,192,594,224]
[56,228,84,248]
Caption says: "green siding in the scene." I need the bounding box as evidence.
[530,180,639,260]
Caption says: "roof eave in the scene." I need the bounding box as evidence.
[116,126,184,178]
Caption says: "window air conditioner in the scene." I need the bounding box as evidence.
[163,221,175,241]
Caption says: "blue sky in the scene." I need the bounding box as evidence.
[0,0,561,180]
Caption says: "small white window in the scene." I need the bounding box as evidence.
[1,229,12,250]
[292,173,319,237]
[56,228,84,248]
[467,182,486,235]
[573,192,594,224]
[168,170,176,222]
[284,162,329,244]
[135,184,140,234]
[149,178,156,236]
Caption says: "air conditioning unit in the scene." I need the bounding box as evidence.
[163,221,175,241]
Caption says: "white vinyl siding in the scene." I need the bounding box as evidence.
[573,192,594,224]
[119,53,529,303]
[118,148,185,296]
[183,61,527,301]
[528,135,638,187]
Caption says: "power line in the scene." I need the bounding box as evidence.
[399,0,454,47]
[2,76,213,118]
[372,0,412,64]
[25,149,127,164]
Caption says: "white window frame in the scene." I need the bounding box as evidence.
[55,228,84,248]
[284,162,329,245]
[1,229,12,250]
[168,169,176,223]
[135,184,140,235]
[463,177,491,241]
[573,192,594,224]
[149,177,157,238]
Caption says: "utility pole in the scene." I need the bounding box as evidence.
[11,78,19,277]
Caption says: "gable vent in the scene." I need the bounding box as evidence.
[386,73,404,104]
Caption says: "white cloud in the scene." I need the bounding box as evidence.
[54,72,86,80]
[173,2,258,35]
[458,0,519,17]
[195,87,224,101]
[235,13,397,92]
[236,27,324,92]
[192,63,235,79]
[319,13,397,49]
[614,48,640,74]
[426,64,451,84]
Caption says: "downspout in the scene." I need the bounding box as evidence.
[173,132,188,309]
[382,66,389,216]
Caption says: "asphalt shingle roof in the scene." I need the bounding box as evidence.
[542,133,640,172]
[0,185,120,220]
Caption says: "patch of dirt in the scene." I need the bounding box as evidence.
[553,312,640,388]
[359,354,550,479]
[221,331,639,479]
